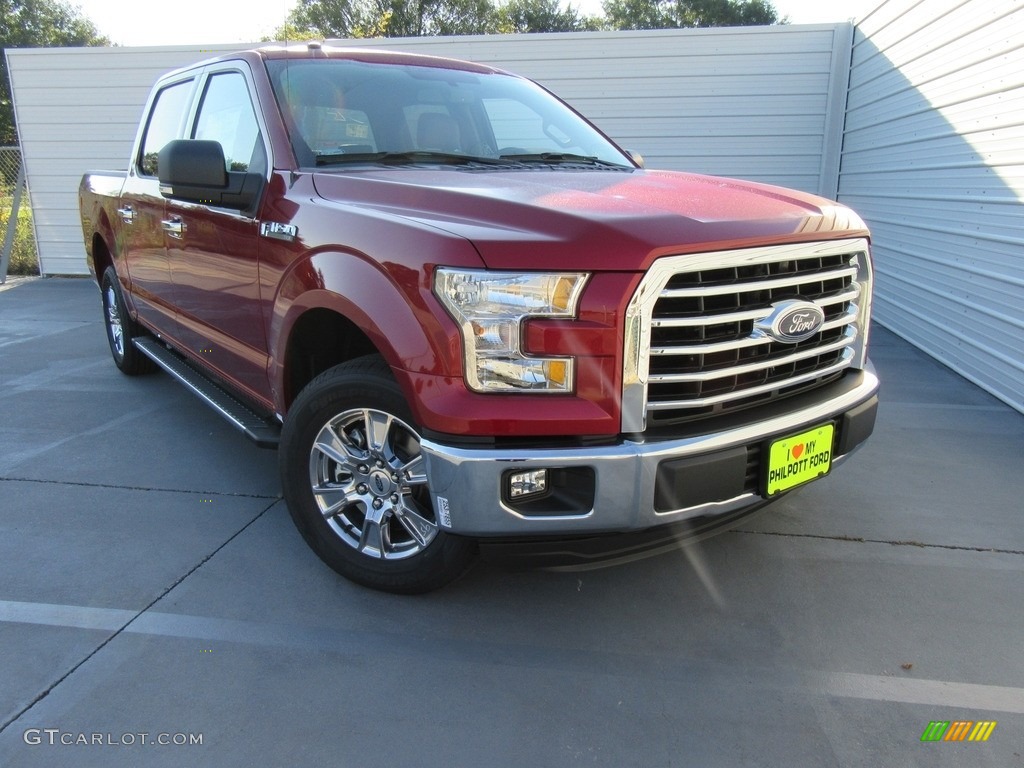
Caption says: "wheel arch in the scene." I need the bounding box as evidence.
[90,232,114,287]
[270,251,458,419]
[280,307,378,410]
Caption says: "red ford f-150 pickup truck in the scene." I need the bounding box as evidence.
[79,44,878,593]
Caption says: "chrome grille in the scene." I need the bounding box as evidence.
[623,239,872,432]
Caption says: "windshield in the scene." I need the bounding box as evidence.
[265,58,633,170]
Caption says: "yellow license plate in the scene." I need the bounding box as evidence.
[765,424,835,496]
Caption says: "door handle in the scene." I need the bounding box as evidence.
[116,206,134,224]
[161,217,185,238]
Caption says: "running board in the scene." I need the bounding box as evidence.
[133,337,281,448]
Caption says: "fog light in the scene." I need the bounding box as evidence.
[509,469,548,498]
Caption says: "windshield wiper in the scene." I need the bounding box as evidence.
[497,152,631,168]
[315,150,520,167]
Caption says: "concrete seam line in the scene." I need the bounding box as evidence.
[0,498,279,734]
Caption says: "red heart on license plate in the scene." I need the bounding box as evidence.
[792,444,804,459]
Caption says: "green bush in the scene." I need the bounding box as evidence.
[0,187,38,276]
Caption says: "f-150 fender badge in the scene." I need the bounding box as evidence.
[754,300,825,344]
[260,221,298,242]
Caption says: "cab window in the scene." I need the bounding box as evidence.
[139,80,193,177]
[192,72,264,174]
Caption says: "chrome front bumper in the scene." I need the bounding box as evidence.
[422,364,879,537]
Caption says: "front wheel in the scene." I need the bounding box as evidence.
[279,356,477,593]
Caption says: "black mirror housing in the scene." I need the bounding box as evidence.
[157,139,260,210]
[159,139,227,187]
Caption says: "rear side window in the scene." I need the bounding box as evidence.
[139,80,193,177]
[192,72,264,173]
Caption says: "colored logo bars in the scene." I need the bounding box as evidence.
[920,720,997,742]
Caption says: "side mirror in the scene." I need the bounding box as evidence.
[627,150,645,169]
[158,139,261,210]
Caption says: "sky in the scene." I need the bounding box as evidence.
[72,0,881,47]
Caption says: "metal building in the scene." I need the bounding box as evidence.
[839,0,1023,412]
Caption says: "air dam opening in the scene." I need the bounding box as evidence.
[653,447,750,513]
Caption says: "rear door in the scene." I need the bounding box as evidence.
[164,65,271,401]
[119,77,196,336]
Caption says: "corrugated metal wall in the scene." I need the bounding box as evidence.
[6,43,247,277]
[839,0,1024,412]
[7,25,853,277]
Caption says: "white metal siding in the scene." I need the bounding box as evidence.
[840,0,1024,412]
[7,26,851,277]
[6,44,246,277]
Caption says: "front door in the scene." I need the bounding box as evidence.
[119,78,195,337]
[165,68,271,402]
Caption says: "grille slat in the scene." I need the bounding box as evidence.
[646,351,854,410]
[651,306,858,355]
[650,286,861,328]
[623,240,871,430]
[649,332,856,384]
[659,265,859,299]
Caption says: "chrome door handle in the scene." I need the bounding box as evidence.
[161,217,184,238]
[116,206,134,224]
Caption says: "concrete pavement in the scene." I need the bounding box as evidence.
[1,277,1021,767]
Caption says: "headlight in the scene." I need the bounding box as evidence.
[434,268,589,393]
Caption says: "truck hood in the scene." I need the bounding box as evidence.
[311,168,868,271]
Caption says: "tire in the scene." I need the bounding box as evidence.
[100,267,156,375]
[279,355,478,594]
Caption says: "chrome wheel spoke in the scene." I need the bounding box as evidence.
[312,482,361,519]
[363,409,394,460]
[357,508,386,558]
[398,454,428,486]
[393,499,437,547]
[313,424,364,469]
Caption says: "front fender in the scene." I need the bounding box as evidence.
[268,249,465,421]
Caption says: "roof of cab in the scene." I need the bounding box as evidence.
[162,43,511,81]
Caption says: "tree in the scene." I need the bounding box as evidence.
[603,0,782,30]
[280,0,363,39]
[493,0,599,33]
[271,0,782,41]
[429,0,496,36]
[275,0,497,40]
[0,0,109,144]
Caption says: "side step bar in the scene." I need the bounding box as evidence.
[133,337,281,448]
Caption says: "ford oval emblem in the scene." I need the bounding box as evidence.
[754,300,825,344]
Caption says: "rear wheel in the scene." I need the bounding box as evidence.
[280,355,477,593]
[101,267,155,375]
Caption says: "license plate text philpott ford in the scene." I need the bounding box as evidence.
[765,424,835,496]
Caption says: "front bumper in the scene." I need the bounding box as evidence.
[422,364,879,537]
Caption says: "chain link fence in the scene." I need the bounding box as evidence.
[0,147,38,283]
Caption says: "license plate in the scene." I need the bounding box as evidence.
[764,424,835,496]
